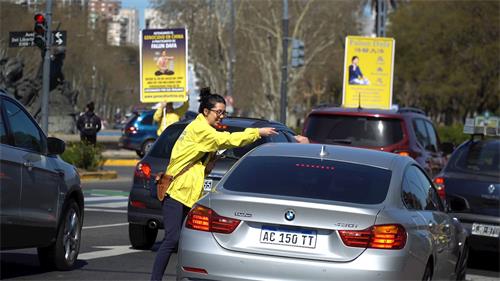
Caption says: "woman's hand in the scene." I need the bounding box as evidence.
[258,127,278,137]
[294,135,310,144]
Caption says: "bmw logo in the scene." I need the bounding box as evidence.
[284,210,295,221]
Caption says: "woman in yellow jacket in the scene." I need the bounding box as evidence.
[151,88,277,281]
[153,99,190,136]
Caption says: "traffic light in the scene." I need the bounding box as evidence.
[33,13,47,50]
[291,38,304,68]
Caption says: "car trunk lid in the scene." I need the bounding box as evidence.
[208,193,382,262]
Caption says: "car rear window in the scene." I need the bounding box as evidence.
[305,114,403,147]
[447,140,500,177]
[223,156,392,204]
[148,123,187,159]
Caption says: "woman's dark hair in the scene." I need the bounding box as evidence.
[198,87,226,113]
[352,56,359,62]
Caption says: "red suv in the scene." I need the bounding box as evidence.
[302,106,453,177]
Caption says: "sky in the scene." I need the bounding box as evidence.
[121,0,152,30]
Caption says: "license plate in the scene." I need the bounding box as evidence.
[203,179,213,191]
[260,226,317,248]
[471,223,500,238]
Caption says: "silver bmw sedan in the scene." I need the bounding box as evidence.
[177,143,469,281]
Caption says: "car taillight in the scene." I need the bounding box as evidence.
[185,204,241,234]
[126,126,137,134]
[433,177,446,199]
[395,150,410,157]
[134,163,151,179]
[339,224,406,250]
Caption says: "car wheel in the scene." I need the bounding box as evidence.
[141,139,155,157]
[422,260,433,281]
[38,200,82,270]
[456,243,469,280]
[129,223,157,250]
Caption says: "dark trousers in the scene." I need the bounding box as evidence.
[80,134,97,145]
[151,196,190,281]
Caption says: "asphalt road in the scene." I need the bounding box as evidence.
[1,166,499,280]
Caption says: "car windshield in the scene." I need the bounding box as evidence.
[448,140,500,177]
[305,115,403,147]
[223,156,392,204]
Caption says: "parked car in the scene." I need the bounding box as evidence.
[177,142,469,281]
[0,91,84,270]
[302,106,454,177]
[434,118,499,254]
[118,110,158,157]
[127,117,298,249]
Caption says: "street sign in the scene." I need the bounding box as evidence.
[9,31,67,48]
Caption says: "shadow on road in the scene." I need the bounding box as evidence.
[0,253,87,279]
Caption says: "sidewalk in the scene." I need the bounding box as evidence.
[80,149,139,181]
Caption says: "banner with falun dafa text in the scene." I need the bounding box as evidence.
[140,28,188,103]
[342,36,395,110]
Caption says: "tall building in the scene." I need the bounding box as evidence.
[88,0,120,29]
[107,8,139,46]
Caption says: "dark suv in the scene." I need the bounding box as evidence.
[0,91,84,270]
[127,117,298,249]
[302,106,453,177]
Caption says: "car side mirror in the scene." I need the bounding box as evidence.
[440,142,454,156]
[47,137,66,155]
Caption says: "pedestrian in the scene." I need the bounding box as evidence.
[150,87,278,281]
[76,101,101,145]
[153,97,189,136]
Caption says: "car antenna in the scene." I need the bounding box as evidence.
[319,145,329,158]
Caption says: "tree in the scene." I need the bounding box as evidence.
[152,0,361,125]
[388,1,500,124]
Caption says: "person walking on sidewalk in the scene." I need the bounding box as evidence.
[150,88,278,281]
[153,98,189,136]
[76,101,101,145]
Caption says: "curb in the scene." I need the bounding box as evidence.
[103,159,139,167]
[80,170,118,181]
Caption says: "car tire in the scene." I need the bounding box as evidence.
[129,223,157,250]
[422,260,433,281]
[37,200,82,270]
[139,139,155,158]
[456,242,469,280]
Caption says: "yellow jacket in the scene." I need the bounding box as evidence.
[153,101,189,136]
[166,114,260,207]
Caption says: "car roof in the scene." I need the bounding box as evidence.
[173,116,292,131]
[248,142,405,170]
[309,106,426,118]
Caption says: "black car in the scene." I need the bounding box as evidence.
[127,116,298,249]
[434,126,499,253]
[0,91,84,270]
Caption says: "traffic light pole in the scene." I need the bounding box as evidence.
[279,0,289,125]
[40,0,53,133]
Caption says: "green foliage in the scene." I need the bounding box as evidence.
[437,124,468,146]
[61,142,105,171]
[388,1,500,125]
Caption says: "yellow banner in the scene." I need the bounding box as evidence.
[140,28,188,103]
[342,36,395,110]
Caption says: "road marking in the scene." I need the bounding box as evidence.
[85,196,128,202]
[85,208,127,213]
[466,274,500,281]
[83,223,128,230]
[78,245,142,260]
[84,189,130,197]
